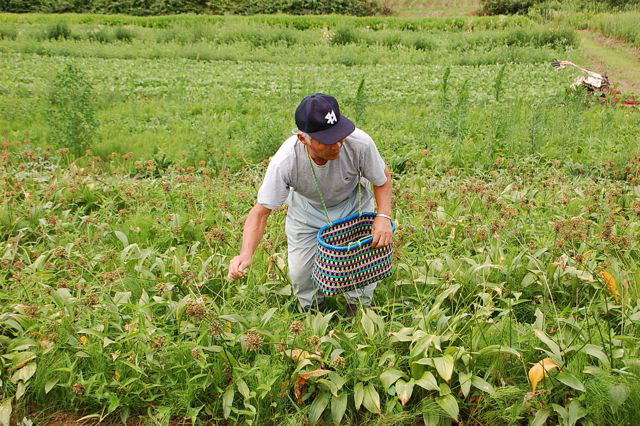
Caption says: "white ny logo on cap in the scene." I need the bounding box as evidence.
[325,110,337,125]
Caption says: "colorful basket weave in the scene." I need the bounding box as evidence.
[303,143,395,295]
[312,211,396,295]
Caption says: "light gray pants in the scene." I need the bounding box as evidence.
[285,185,376,309]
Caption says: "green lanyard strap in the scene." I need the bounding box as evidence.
[304,144,362,227]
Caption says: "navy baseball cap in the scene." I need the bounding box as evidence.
[295,93,355,145]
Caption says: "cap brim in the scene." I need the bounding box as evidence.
[308,116,355,145]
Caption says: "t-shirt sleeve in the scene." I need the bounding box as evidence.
[257,157,290,210]
[360,137,387,186]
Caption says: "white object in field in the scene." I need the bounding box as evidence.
[551,60,610,93]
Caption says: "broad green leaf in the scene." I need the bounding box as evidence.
[328,372,346,391]
[609,384,630,409]
[11,363,37,384]
[367,308,386,334]
[44,378,59,394]
[556,371,585,392]
[395,379,414,406]
[433,355,454,382]
[477,345,521,359]
[55,288,74,303]
[261,307,278,325]
[439,383,451,396]
[360,312,375,339]
[530,408,551,426]
[222,387,234,419]
[15,382,26,401]
[312,312,335,336]
[113,291,131,305]
[354,382,364,411]
[108,394,120,413]
[187,405,203,425]
[380,368,404,389]
[388,327,414,343]
[31,254,48,271]
[423,414,441,426]
[114,231,128,247]
[236,378,250,399]
[471,376,494,395]
[0,398,11,426]
[331,393,347,425]
[583,344,609,365]
[362,383,380,414]
[436,284,461,304]
[521,272,537,287]
[534,329,561,359]
[309,392,329,426]
[552,403,568,421]
[317,379,338,397]
[415,371,439,391]
[436,394,459,420]
[568,400,587,426]
[533,308,545,330]
[459,371,472,397]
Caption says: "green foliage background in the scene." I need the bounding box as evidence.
[480,0,639,16]
[1,9,640,426]
[0,0,385,16]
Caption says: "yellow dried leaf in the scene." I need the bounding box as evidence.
[600,271,619,303]
[79,336,89,346]
[294,369,331,402]
[299,369,332,380]
[528,358,559,392]
[115,370,121,381]
[287,349,321,362]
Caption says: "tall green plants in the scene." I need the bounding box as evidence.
[45,63,98,156]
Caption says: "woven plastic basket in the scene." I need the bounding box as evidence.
[311,211,396,295]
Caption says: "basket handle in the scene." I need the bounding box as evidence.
[305,143,364,227]
[346,235,373,249]
[305,145,333,226]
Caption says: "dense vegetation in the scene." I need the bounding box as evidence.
[0,0,386,16]
[480,0,640,16]
[1,11,640,426]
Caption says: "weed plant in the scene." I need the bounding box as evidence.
[113,25,135,42]
[44,21,71,40]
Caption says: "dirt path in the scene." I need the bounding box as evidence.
[577,30,640,94]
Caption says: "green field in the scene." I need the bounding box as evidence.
[1,10,640,426]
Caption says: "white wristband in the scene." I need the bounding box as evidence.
[376,213,392,221]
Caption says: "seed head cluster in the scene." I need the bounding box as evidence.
[185,297,209,321]
[290,320,304,335]
[245,331,263,351]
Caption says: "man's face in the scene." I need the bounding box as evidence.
[308,137,345,161]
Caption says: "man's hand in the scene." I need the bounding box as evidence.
[371,216,393,248]
[227,253,253,280]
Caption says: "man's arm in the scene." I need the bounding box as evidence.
[227,203,272,280]
[371,166,393,248]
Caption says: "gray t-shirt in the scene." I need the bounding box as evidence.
[257,128,387,211]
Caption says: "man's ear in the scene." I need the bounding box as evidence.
[297,133,310,146]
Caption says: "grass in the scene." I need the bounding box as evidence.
[577,30,640,93]
[385,0,481,17]
[588,12,640,47]
[0,12,640,426]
